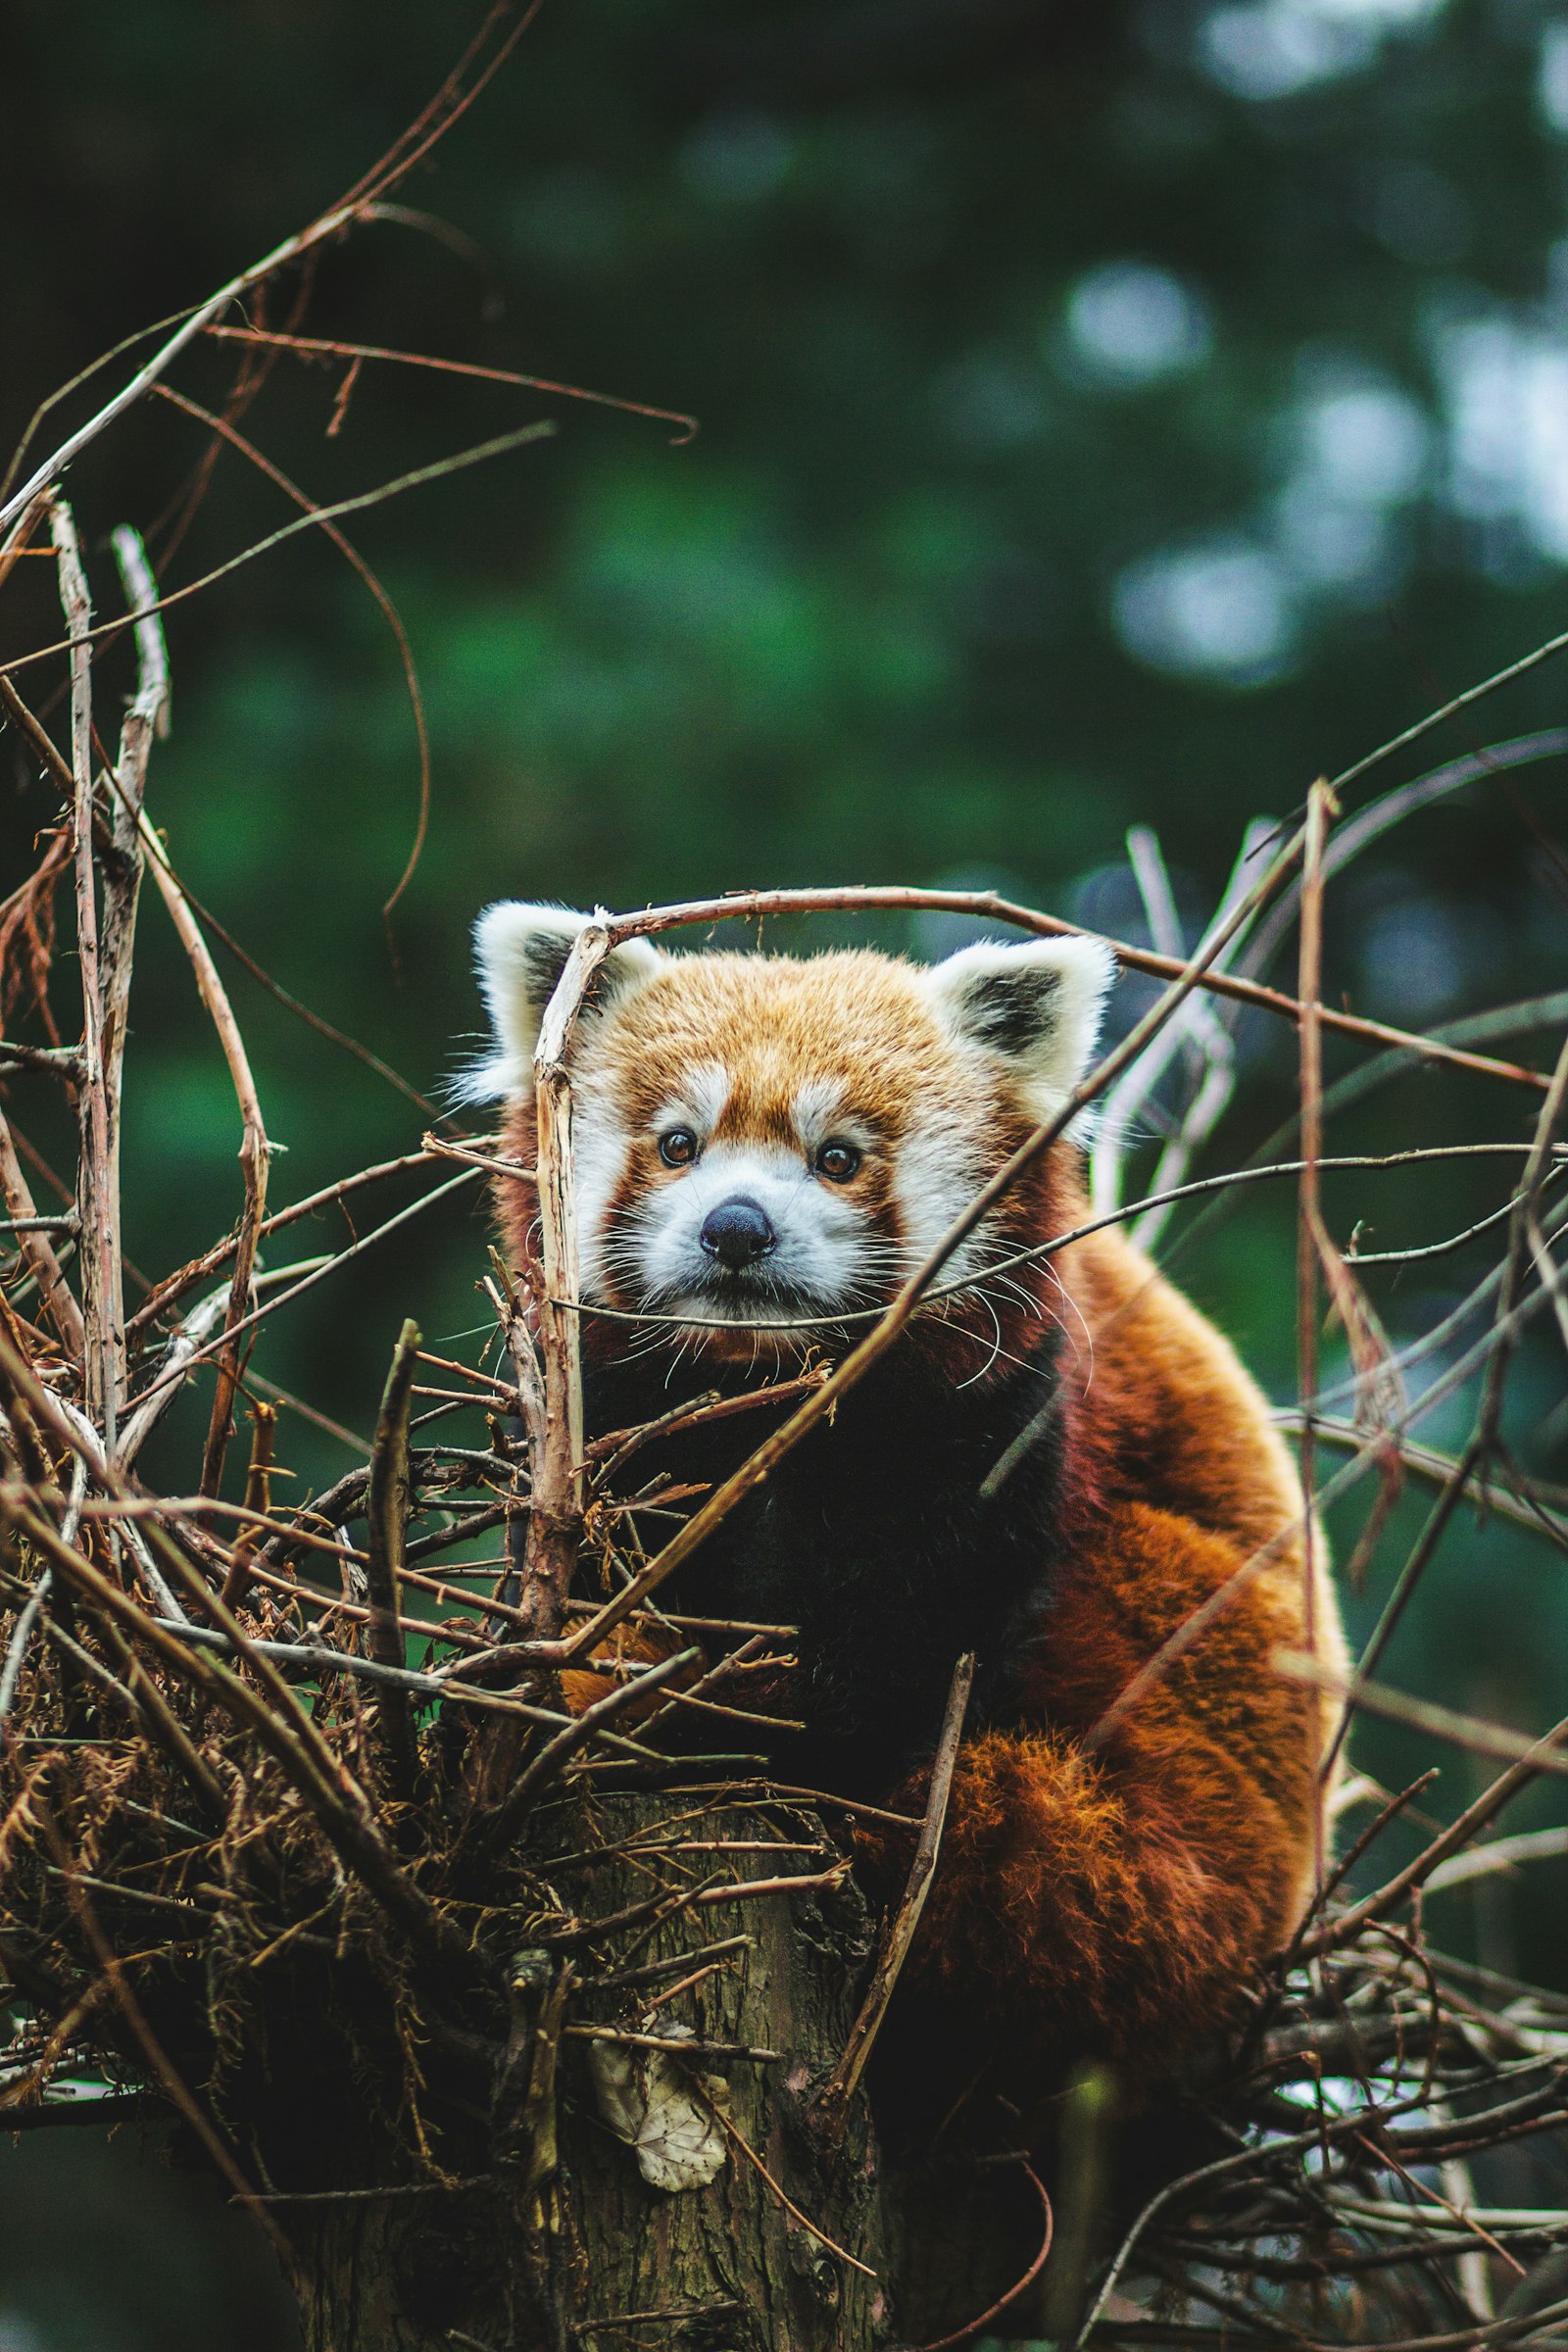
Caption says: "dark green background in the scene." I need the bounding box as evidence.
[2,1,1566,2339]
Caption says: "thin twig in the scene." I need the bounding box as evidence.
[148,378,447,948]
[586,1372,827,1487]
[0,200,370,541]
[36,1802,281,2246]
[1092,822,1251,1224]
[816,1651,973,2120]
[143,1619,658,1752]
[202,324,700,441]
[902,2162,1054,2352]
[127,810,271,1495]
[0,7,551,543]
[1274,1652,1568,1782]
[7,426,559,683]
[0,1108,83,1357]
[1295,779,1333,1893]
[1328,628,1568,803]
[1476,1026,1568,1478]
[218,1402,276,1613]
[53,502,120,1441]
[696,2084,878,2281]
[119,1171,478,1431]
[474,1645,701,1852]
[98,526,167,1428]
[126,1148,440,1338]
[91,1609,227,1819]
[117,1267,301,1469]
[1299,1697,1568,1960]
[364,1318,421,1795]
[595,884,1547,1092]
[0,1335,466,1970]
[562,2024,779,2061]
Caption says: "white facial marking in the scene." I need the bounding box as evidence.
[891,1101,990,1288]
[790,1079,844,1154]
[657,1061,730,1140]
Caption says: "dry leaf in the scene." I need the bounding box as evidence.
[586,2025,729,2193]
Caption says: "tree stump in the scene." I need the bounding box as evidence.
[284,1794,900,2352]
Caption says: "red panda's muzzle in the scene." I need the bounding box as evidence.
[590,1132,904,1355]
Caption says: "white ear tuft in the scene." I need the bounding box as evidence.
[920,935,1116,1122]
[457,902,663,1102]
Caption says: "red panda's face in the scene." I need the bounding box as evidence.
[464,906,1114,1359]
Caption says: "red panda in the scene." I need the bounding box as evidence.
[466,902,1348,2092]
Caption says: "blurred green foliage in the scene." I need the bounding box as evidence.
[3,0,1567,2337]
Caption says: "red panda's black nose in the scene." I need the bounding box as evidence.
[699,1197,777,1271]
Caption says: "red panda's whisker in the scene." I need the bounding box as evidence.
[1029,1254,1098,1379]
[955,1291,1005,1391]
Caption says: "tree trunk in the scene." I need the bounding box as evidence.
[282,1796,902,2352]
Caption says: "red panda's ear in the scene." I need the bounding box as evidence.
[460,903,662,1102]
[920,936,1116,1123]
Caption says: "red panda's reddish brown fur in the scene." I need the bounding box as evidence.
[473,919,1347,2088]
[866,1215,1343,2073]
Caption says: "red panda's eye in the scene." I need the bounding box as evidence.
[659,1126,698,1168]
[815,1140,861,1182]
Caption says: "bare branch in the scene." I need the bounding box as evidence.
[126,1147,440,1338]
[815,1650,973,2119]
[1276,1651,1568,1783]
[1092,823,1253,1229]
[0,201,369,542]
[119,1171,477,1434]
[597,883,1549,1094]
[475,1644,702,1851]
[53,502,121,1440]
[0,1107,83,1357]
[1477,1025,1568,1469]
[364,1318,421,1796]
[127,812,271,1494]
[517,922,607,1642]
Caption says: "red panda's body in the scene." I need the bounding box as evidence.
[466,909,1347,2093]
